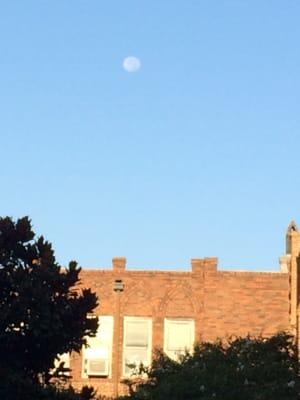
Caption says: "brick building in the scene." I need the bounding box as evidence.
[67,223,300,398]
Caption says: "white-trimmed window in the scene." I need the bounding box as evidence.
[164,318,195,360]
[123,317,152,376]
[82,316,113,378]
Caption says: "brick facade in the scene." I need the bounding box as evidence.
[69,224,300,398]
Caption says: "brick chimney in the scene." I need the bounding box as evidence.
[203,257,218,272]
[191,257,218,273]
[191,259,204,273]
[112,257,126,272]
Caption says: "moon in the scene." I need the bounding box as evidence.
[123,56,141,72]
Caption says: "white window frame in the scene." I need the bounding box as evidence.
[164,318,195,360]
[82,315,114,378]
[123,316,152,377]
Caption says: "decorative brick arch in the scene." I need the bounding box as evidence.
[121,279,155,315]
[158,281,198,317]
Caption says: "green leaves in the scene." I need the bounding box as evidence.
[122,333,300,400]
[0,216,98,390]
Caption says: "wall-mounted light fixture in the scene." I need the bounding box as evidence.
[114,279,124,292]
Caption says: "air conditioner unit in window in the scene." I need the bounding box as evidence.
[86,358,109,377]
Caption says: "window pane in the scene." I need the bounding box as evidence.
[167,322,193,351]
[96,317,113,343]
[87,316,113,349]
[54,352,70,373]
[57,352,70,368]
[124,347,148,374]
[87,336,102,348]
[125,320,149,347]
[123,317,152,376]
[85,347,109,359]
[83,316,113,378]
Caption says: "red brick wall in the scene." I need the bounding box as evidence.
[69,257,291,397]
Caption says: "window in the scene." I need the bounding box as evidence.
[53,352,70,376]
[123,317,152,376]
[82,316,113,378]
[164,318,195,360]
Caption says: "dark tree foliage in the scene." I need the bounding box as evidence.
[121,333,300,400]
[0,216,99,398]
[0,375,96,400]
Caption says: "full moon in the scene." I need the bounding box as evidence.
[123,56,141,72]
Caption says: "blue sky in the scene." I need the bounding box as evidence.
[1,1,300,271]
